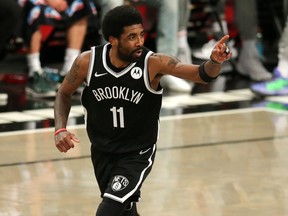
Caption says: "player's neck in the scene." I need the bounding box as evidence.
[109,48,129,69]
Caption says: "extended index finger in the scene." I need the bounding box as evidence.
[217,35,230,45]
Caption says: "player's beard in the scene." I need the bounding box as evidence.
[117,43,143,63]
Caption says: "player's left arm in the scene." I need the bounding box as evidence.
[150,35,232,84]
[54,51,89,153]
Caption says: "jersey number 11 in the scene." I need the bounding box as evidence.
[110,106,125,128]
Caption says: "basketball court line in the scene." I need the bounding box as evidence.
[1,121,287,168]
[0,106,285,136]
[0,155,90,168]
[0,88,252,123]
[266,95,288,104]
[0,84,287,140]
[1,106,287,169]
[1,88,287,126]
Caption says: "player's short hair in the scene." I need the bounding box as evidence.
[102,5,143,41]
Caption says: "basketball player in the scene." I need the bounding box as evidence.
[54,5,232,216]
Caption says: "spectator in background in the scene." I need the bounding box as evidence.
[251,15,288,96]
[192,0,237,61]
[95,0,124,44]
[129,0,193,92]
[193,0,272,82]
[18,0,97,97]
[0,0,20,60]
[177,0,192,65]
[235,0,272,81]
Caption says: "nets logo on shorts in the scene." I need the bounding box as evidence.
[111,175,129,192]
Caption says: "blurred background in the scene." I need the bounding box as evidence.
[0,0,287,132]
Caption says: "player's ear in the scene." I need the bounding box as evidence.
[109,36,118,46]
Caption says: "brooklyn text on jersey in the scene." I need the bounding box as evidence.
[92,86,144,104]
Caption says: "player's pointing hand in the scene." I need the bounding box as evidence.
[210,35,232,64]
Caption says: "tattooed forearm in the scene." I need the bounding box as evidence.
[167,56,180,66]
[65,61,79,84]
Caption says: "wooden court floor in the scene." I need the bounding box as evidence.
[1,107,288,216]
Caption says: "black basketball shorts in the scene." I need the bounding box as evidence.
[91,144,156,203]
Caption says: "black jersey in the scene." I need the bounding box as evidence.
[81,44,163,154]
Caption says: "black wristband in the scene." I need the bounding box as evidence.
[199,61,219,82]
[209,56,221,64]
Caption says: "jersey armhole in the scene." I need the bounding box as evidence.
[85,46,96,86]
[144,51,163,95]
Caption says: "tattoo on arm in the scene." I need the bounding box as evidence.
[167,56,180,66]
[151,53,184,75]
[152,53,180,65]
[65,61,79,84]
[167,56,185,71]
[152,53,164,62]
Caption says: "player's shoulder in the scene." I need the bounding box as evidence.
[76,50,91,65]
[148,52,174,61]
[147,52,178,67]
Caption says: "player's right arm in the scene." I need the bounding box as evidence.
[54,51,90,153]
[148,35,231,88]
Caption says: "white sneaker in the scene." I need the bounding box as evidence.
[193,39,238,60]
[236,56,272,81]
[236,42,272,81]
[161,76,192,92]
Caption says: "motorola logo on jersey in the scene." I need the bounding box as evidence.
[111,175,129,192]
[131,67,142,79]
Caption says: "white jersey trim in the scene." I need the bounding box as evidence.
[103,144,156,203]
[86,46,96,86]
[102,43,137,78]
[143,51,163,95]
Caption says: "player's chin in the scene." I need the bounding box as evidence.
[131,55,141,62]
